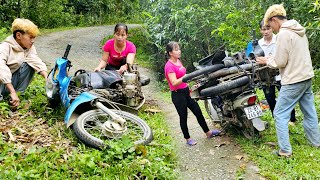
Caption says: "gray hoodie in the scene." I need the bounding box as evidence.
[0,35,47,84]
[267,19,314,85]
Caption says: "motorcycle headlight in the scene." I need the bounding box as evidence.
[46,70,58,99]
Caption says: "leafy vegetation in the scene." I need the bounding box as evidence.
[0,0,141,30]
[142,0,320,79]
[0,75,177,179]
[1,0,320,179]
[154,78,320,179]
[135,16,320,177]
[234,88,320,179]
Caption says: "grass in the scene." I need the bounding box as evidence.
[155,79,320,179]
[133,25,320,179]
[0,74,178,179]
[0,25,177,179]
[3,25,320,179]
[235,88,320,179]
[39,26,82,35]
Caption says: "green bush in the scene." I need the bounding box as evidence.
[0,28,9,41]
[142,0,320,79]
[0,0,141,30]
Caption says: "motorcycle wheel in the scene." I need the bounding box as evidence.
[72,109,153,149]
[204,99,229,130]
[204,99,221,122]
[200,76,249,97]
[236,109,259,139]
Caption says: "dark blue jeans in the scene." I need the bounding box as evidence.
[0,63,35,100]
[274,79,320,153]
[171,87,209,139]
[263,84,296,122]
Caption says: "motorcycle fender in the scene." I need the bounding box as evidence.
[252,118,267,131]
[64,92,97,127]
[233,93,255,108]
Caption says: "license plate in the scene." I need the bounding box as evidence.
[244,105,263,119]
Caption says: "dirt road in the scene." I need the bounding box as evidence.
[35,25,263,180]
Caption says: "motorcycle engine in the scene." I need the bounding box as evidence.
[123,72,142,107]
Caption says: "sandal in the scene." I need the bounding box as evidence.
[207,129,221,139]
[273,150,292,158]
[186,139,197,146]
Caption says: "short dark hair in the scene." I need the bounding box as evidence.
[260,20,264,29]
[260,19,272,29]
[13,30,25,39]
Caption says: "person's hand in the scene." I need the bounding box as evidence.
[9,92,20,108]
[118,65,127,74]
[39,71,48,81]
[94,67,102,72]
[256,56,268,65]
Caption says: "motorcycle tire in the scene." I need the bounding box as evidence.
[182,64,225,82]
[235,109,259,139]
[200,76,250,97]
[72,109,153,149]
[204,99,230,132]
[204,99,221,122]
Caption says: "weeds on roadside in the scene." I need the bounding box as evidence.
[236,88,320,179]
[0,74,178,179]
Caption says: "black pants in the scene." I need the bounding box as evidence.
[171,87,209,139]
[263,84,296,122]
[105,58,126,70]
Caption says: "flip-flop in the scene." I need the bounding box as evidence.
[186,139,197,146]
[272,150,292,158]
[207,129,221,139]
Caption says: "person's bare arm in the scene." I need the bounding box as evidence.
[119,53,135,74]
[39,71,48,81]
[126,53,135,65]
[168,72,183,86]
[94,52,109,72]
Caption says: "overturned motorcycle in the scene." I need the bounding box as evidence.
[46,44,153,149]
[183,44,270,139]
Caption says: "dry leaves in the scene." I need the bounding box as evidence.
[0,112,74,154]
[264,141,277,146]
[214,141,230,148]
[235,155,244,160]
[144,108,162,113]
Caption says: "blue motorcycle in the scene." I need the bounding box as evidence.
[46,44,153,149]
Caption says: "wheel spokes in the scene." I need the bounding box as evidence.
[83,114,111,139]
[80,111,146,143]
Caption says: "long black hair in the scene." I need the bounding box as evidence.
[165,41,179,60]
[114,23,128,34]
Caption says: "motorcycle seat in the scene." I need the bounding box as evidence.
[73,70,122,89]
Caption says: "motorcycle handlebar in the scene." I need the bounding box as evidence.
[63,44,72,59]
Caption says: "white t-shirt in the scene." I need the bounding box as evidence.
[258,34,276,57]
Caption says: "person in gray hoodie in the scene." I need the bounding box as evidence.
[258,20,296,125]
[256,4,320,157]
[0,18,47,108]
